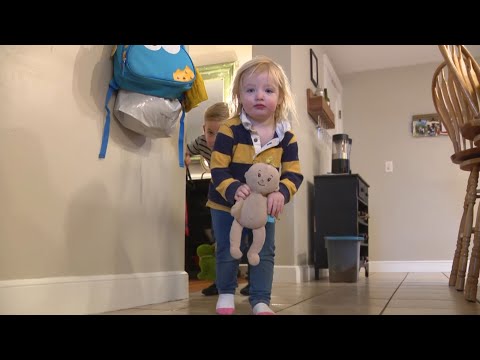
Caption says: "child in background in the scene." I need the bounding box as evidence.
[185,102,229,167]
[207,56,304,315]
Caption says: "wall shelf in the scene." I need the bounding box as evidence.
[306,88,335,129]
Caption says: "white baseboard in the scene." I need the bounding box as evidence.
[0,271,189,315]
[369,260,453,272]
[273,265,317,282]
[239,264,325,283]
[239,261,454,282]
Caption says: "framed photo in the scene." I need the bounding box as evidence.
[412,113,442,137]
[310,49,318,88]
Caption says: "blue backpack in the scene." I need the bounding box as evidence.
[99,45,196,167]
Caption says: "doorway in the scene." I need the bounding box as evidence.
[185,170,212,280]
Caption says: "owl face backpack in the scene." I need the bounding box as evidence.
[99,45,197,167]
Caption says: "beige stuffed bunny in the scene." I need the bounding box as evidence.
[230,162,280,266]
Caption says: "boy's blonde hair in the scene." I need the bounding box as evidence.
[204,102,231,123]
[231,56,297,124]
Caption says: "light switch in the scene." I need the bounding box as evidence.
[385,161,393,173]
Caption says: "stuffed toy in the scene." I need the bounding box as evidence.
[196,243,216,281]
[230,162,280,266]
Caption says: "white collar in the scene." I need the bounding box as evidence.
[240,109,291,141]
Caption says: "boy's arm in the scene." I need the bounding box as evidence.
[186,136,202,156]
[279,131,303,204]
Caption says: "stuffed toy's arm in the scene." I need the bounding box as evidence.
[230,198,244,219]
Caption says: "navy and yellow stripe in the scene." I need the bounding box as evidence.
[207,116,303,212]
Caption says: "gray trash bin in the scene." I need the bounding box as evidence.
[325,236,364,282]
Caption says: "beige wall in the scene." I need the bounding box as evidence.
[0,45,186,281]
[342,62,467,262]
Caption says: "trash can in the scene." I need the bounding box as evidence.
[325,236,364,282]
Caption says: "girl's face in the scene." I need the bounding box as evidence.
[203,120,221,150]
[239,71,280,124]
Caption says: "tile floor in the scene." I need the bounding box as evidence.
[102,272,480,315]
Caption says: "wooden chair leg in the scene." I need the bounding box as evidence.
[455,167,479,291]
[465,184,480,301]
[465,229,480,301]
[450,209,466,286]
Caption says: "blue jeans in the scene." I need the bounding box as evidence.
[210,208,275,307]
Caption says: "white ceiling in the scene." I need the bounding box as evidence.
[322,45,480,77]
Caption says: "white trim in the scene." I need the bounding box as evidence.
[238,261,454,283]
[0,271,188,315]
[369,261,453,272]
[273,265,315,282]
[239,264,328,283]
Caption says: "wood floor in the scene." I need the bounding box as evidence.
[189,279,214,293]
[104,273,480,315]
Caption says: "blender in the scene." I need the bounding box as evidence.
[332,134,352,174]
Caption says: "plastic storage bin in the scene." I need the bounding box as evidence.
[325,236,364,282]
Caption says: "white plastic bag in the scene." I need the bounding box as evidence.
[113,89,182,138]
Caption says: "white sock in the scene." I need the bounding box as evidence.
[252,303,274,315]
[216,294,235,310]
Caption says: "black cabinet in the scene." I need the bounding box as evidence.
[313,174,369,280]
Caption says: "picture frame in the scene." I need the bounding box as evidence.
[412,113,442,137]
[310,49,318,88]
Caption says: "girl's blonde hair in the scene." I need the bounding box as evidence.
[231,55,297,124]
[204,102,231,123]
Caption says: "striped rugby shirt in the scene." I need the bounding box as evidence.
[186,134,212,164]
[207,111,303,213]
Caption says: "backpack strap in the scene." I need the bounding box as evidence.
[99,79,119,159]
[178,105,186,168]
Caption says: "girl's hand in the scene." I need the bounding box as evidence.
[235,184,251,201]
[267,191,285,218]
